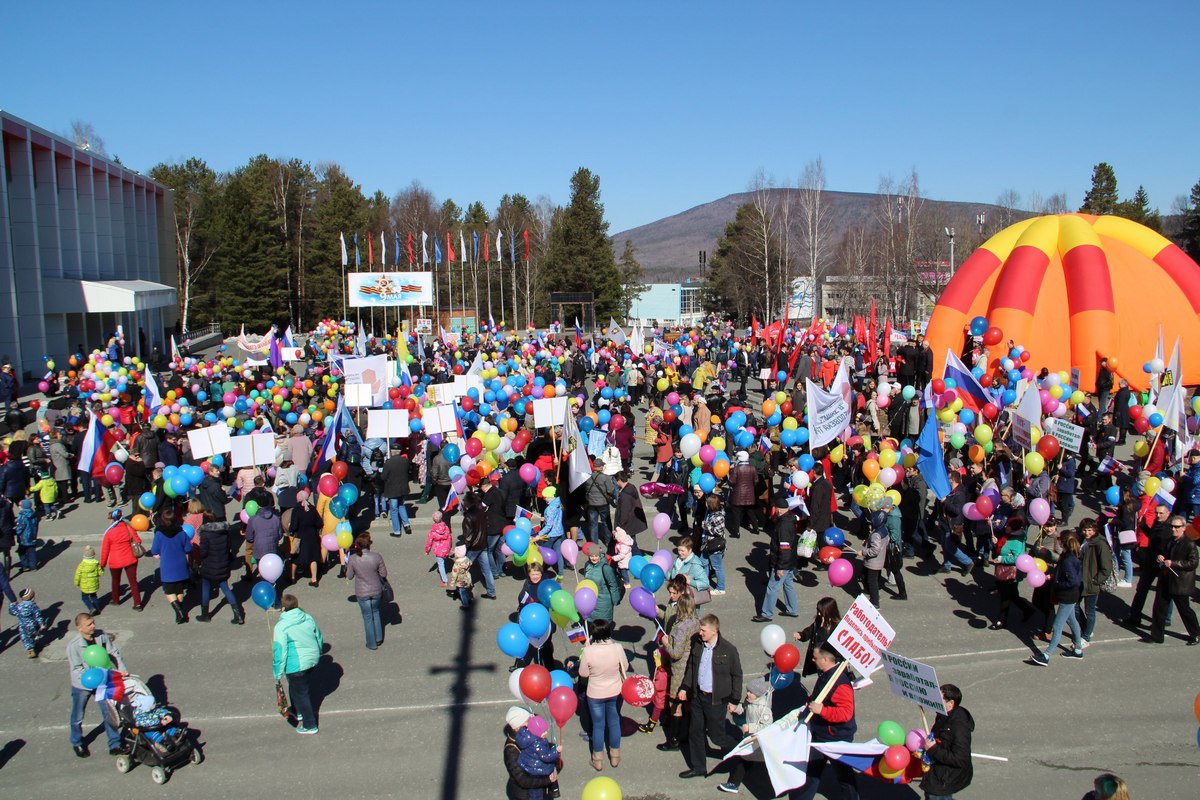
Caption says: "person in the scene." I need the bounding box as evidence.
[717,675,774,794]
[647,576,700,751]
[0,495,13,572]
[1143,515,1200,645]
[1029,531,1085,665]
[345,533,389,650]
[614,472,648,553]
[483,472,509,579]
[1127,503,1172,627]
[1081,773,1131,800]
[150,506,193,624]
[99,509,143,610]
[196,510,245,624]
[727,451,762,538]
[244,500,284,583]
[583,469,615,546]
[198,461,228,520]
[424,509,453,586]
[579,617,629,771]
[8,587,47,657]
[513,563,556,671]
[579,542,621,623]
[461,490,496,599]
[509,706,562,800]
[795,596,841,677]
[74,544,103,614]
[920,684,974,800]
[752,496,800,622]
[860,506,890,607]
[272,593,324,734]
[15,499,38,572]
[289,425,313,474]
[67,612,126,757]
[678,613,742,780]
[289,489,323,587]
[504,707,558,800]
[699,494,728,594]
[382,443,412,537]
[791,643,858,800]
[667,536,710,591]
[1077,517,1114,646]
[449,545,474,610]
[612,527,634,587]
[989,520,1035,630]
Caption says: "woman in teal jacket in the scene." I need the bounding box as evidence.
[273,594,325,734]
[989,521,1035,630]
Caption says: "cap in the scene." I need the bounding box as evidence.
[84,545,96,558]
[773,494,791,509]
[746,677,770,698]
[583,542,603,557]
[541,486,557,500]
[453,545,466,559]
[736,451,750,463]
[505,706,532,730]
[109,509,123,520]
[18,587,33,601]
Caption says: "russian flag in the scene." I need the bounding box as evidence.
[575,317,583,349]
[942,349,990,413]
[77,412,105,471]
[312,397,346,475]
[397,358,413,389]
[515,505,535,521]
[442,485,460,513]
[93,669,126,703]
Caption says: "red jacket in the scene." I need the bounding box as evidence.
[100,521,143,570]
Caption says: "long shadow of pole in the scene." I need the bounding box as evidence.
[431,604,495,800]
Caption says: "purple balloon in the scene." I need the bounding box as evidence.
[429,433,443,448]
[574,587,598,618]
[538,545,558,566]
[629,586,658,619]
[650,549,674,574]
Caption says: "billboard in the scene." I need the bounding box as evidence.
[348,272,433,307]
[787,277,815,319]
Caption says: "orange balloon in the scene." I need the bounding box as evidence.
[1195,692,1200,724]
[324,399,336,412]
[543,385,555,398]
[130,514,150,532]
[968,444,986,463]
[311,410,324,424]
[862,460,880,482]
[713,460,730,479]
[762,399,777,416]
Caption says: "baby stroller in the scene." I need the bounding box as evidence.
[102,674,203,784]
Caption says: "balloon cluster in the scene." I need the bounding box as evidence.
[759,624,801,689]
[626,549,675,619]
[1013,551,1051,588]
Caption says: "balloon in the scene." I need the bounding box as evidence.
[982,326,1003,346]
[548,685,579,728]
[169,474,190,497]
[1015,553,1036,573]
[1025,569,1047,588]
[338,483,360,506]
[336,529,353,550]
[679,433,701,459]
[80,667,106,690]
[629,555,648,580]
[505,529,530,557]
[1024,451,1046,476]
[1105,486,1121,506]
[828,558,854,587]
[974,495,994,518]
[497,622,529,658]
[103,463,125,485]
[1028,498,1051,526]
[331,461,349,480]
[773,643,800,673]
[550,669,573,692]
[318,474,339,497]
[823,528,845,547]
[629,586,658,619]
[549,589,579,622]
[652,512,672,538]
[621,674,656,707]
[560,538,579,567]
[537,580,562,608]
[768,665,795,690]
[519,664,552,703]
[877,720,906,747]
[751,625,788,661]
[82,644,112,669]
[1034,557,1049,573]
[1037,435,1061,460]
[650,549,674,574]
[538,546,558,566]
[258,553,284,583]
[640,564,665,592]
[245,499,260,517]
[884,744,911,772]
[581,776,623,800]
[574,587,598,618]
[817,545,843,565]
[519,603,551,639]
[1145,476,1162,496]
[251,581,276,610]
[905,729,926,753]
[519,463,540,484]
[130,514,150,532]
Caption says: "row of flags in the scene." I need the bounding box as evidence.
[338,229,531,269]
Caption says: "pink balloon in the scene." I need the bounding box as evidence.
[519,463,540,484]
[1015,553,1036,573]
[1025,569,1047,588]
[699,445,717,464]
[666,392,680,406]
[321,533,339,552]
[906,729,926,753]
[828,558,854,587]
[1028,497,1051,526]
[651,549,674,573]
[501,543,513,557]
[652,513,672,538]
[526,715,549,738]
[560,538,579,567]
[963,502,983,521]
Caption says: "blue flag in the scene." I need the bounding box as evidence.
[354,232,360,267]
[394,232,401,265]
[472,231,479,263]
[434,234,442,265]
[916,412,951,500]
[509,228,516,265]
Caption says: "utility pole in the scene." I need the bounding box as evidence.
[944,227,956,287]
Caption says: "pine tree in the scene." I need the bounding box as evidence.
[1079,163,1119,214]
[617,239,646,320]
[1116,185,1161,232]
[540,168,622,321]
[1180,180,1200,265]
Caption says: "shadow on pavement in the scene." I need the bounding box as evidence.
[430,603,495,800]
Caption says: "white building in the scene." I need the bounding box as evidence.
[627,281,704,328]
[0,111,176,380]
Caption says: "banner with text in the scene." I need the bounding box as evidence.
[349,272,433,307]
[879,649,947,715]
[829,594,896,676]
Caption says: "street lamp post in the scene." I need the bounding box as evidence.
[944,227,956,288]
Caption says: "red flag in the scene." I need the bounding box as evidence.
[406,232,414,266]
[883,318,892,358]
[483,229,490,262]
[447,231,456,263]
[522,229,530,261]
[868,299,878,363]
[855,315,866,346]
[367,231,375,266]
[751,314,760,344]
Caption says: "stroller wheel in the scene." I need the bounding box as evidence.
[190,746,203,765]
[150,766,168,785]
[115,754,133,773]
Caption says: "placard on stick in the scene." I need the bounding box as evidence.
[532,397,568,429]
[366,409,411,439]
[187,425,232,459]
[829,594,896,676]
[230,432,276,468]
[345,383,374,408]
[879,649,948,715]
[1044,417,1084,453]
[422,405,460,436]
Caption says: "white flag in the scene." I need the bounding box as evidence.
[496,230,503,266]
[805,362,852,449]
[562,410,593,492]
[1151,325,1164,398]
[339,232,348,267]
[1015,380,1042,431]
[608,317,627,346]
[421,232,429,265]
[170,335,181,362]
[1160,338,1185,432]
[381,231,387,267]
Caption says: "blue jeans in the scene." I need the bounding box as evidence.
[388,497,410,533]
[457,587,471,607]
[1078,594,1099,641]
[487,534,504,579]
[760,569,797,618]
[926,794,957,800]
[358,595,383,649]
[81,592,100,614]
[18,544,37,571]
[71,686,120,749]
[1117,544,1135,582]
[1044,600,1082,657]
[200,578,237,608]
[940,530,973,568]
[286,667,316,728]
[586,694,623,754]
[586,506,612,545]
[434,557,448,583]
[466,550,495,596]
[708,551,725,591]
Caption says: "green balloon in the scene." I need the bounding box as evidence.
[901,385,916,401]
[949,433,966,450]
[877,720,906,747]
[82,644,112,669]
[512,550,528,567]
[549,589,579,622]
[245,500,260,517]
[162,481,178,499]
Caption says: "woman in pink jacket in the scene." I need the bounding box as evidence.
[579,617,630,771]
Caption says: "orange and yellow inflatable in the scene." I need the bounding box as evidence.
[926,214,1200,393]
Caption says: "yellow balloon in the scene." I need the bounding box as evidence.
[853,485,868,507]
[1133,440,1149,458]
[1030,426,1041,446]
[877,449,897,468]
[775,391,788,404]
[656,378,669,391]
[830,444,845,464]
[336,530,353,549]
[549,609,570,628]
[1145,477,1162,496]
[581,776,623,800]
[902,452,918,468]
[1034,557,1049,573]
[885,489,902,507]
[710,436,726,452]
[1024,452,1045,476]
[526,548,544,566]
[577,579,598,594]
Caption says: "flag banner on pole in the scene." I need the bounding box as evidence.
[421,232,429,264]
[339,232,348,267]
[941,349,990,413]
[805,363,852,449]
[496,229,503,266]
[354,233,361,267]
[523,229,530,261]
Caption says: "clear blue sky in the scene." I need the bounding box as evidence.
[5,1,1197,233]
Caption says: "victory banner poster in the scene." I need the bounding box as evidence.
[348,272,433,307]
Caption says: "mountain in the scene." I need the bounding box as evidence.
[611,189,1019,283]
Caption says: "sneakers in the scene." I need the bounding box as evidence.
[717,783,741,794]
[1028,653,1050,667]
[1116,581,1132,588]
[1064,649,1084,660]
[296,726,319,735]
[1080,639,1091,649]
[711,589,726,596]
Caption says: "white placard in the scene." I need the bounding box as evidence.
[282,347,305,361]
[366,409,411,439]
[1044,417,1084,453]
[532,397,568,429]
[415,318,433,334]
[879,649,948,715]
[230,432,276,468]
[427,383,456,405]
[1011,413,1033,451]
[829,594,896,676]
[339,355,389,406]
[187,425,232,459]
[345,383,375,408]
[453,374,486,397]
[421,405,460,436]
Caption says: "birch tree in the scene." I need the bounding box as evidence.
[797,157,833,318]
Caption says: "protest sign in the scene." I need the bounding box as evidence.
[187,424,231,459]
[345,383,374,408]
[532,397,568,428]
[1011,413,1033,451]
[829,594,895,676]
[1044,417,1084,453]
[339,355,388,406]
[879,649,948,715]
[421,405,460,436]
[415,318,433,334]
[366,409,411,439]
[282,347,305,361]
[230,432,276,468]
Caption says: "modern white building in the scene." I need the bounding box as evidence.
[627,281,704,328]
[0,111,176,380]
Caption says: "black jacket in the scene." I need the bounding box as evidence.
[769,511,799,571]
[808,477,833,533]
[483,486,508,536]
[615,484,647,536]
[499,469,527,519]
[198,475,228,520]
[381,454,410,499]
[921,704,974,796]
[197,522,239,582]
[504,728,553,799]
[1160,535,1198,596]
[1140,521,1172,569]
[682,636,742,706]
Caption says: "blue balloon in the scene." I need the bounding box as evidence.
[597,409,611,425]
[769,666,795,690]
[777,370,787,383]
[1105,486,1121,506]
[798,454,815,472]
[698,473,717,494]
[1149,413,1164,427]
[550,669,573,691]
[640,564,665,592]
[251,581,276,610]
[824,527,846,547]
[505,529,530,557]
[338,483,359,506]
[442,444,460,464]
[181,523,195,539]
[211,454,225,468]
[537,579,561,608]
[169,474,190,497]
[795,428,810,445]
[139,491,157,511]
[186,465,206,487]
[969,316,988,336]
[678,424,693,438]
[409,418,423,433]
[629,554,649,580]
[579,416,595,433]
[297,474,308,487]
[780,429,797,448]
[80,667,106,690]
[519,603,551,639]
[497,622,529,659]
[959,409,975,426]
[448,466,465,480]
[329,497,348,519]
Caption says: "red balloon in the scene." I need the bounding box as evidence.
[461,397,475,413]
[465,438,484,458]
[103,463,125,486]
[982,326,1004,346]
[1019,350,1031,362]
[773,643,800,674]
[1128,405,1143,420]
[621,674,655,707]
[388,387,401,400]
[317,473,339,497]
[883,744,911,772]
[980,374,993,388]
[662,410,677,423]
[981,403,999,421]
[1133,417,1150,434]
[974,495,994,517]
[780,401,793,416]
[818,546,843,565]
[930,378,946,395]
[547,686,579,727]
[331,461,349,480]
[610,414,625,431]
[1037,435,1061,461]
[519,665,552,703]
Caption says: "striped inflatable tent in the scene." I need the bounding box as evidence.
[926,214,1200,393]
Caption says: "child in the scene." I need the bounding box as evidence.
[8,587,47,657]
[128,683,186,750]
[424,510,453,587]
[449,545,473,610]
[74,545,103,614]
[514,564,555,671]
[613,527,634,587]
[15,499,38,572]
[508,707,562,800]
[718,676,774,794]
[517,562,546,608]
[31,470,60,520]
[637,646,669,734]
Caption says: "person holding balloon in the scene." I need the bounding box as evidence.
[99,509,144,610]
[1028,530,1085,666]
[510,706,563,800]
[150,505,193,624]
[919,684,974,800]
[271,594,324,734]
[67,611,126,757]
[503,707,559,800]
[579,617,630,771]
[580,542,621,623]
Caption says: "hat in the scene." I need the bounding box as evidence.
[583,542,603,557]
[110,509,123,520]
[746,677,770,698]
[84,545,96,558]
[773,494,791,509]
[541,486,557,500]
[19,499,31,510]
[878,496,894,510]
[488,471,502,483]
[453,545,466,559]
[1189,450,1200,460]
[736,451,750,463]
[18,587,33,601]
[153,462,165,470]
[505,706,532,730]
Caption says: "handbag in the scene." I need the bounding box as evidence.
[381,576,395,603]
[689,587,712,606]
[995,564,1018,581]
[275,679,290,718]
[130,536,146,558]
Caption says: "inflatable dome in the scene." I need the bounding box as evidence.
[926,214,1200,393]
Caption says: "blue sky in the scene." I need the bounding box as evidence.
[5,1,1197,233]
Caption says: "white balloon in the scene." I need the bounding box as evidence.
[760,624,787,657]
[258,553,284,583]
[879,467,897,487]
[509,667,527,701]
[792,470,810,490]
[680,433,702,459]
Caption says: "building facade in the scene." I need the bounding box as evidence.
[0,111,177,380]
[628,281,703,328]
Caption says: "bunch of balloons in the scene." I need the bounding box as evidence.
[759,623,800,689]
[1013,551,1050,588]
[626,549,674,620]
